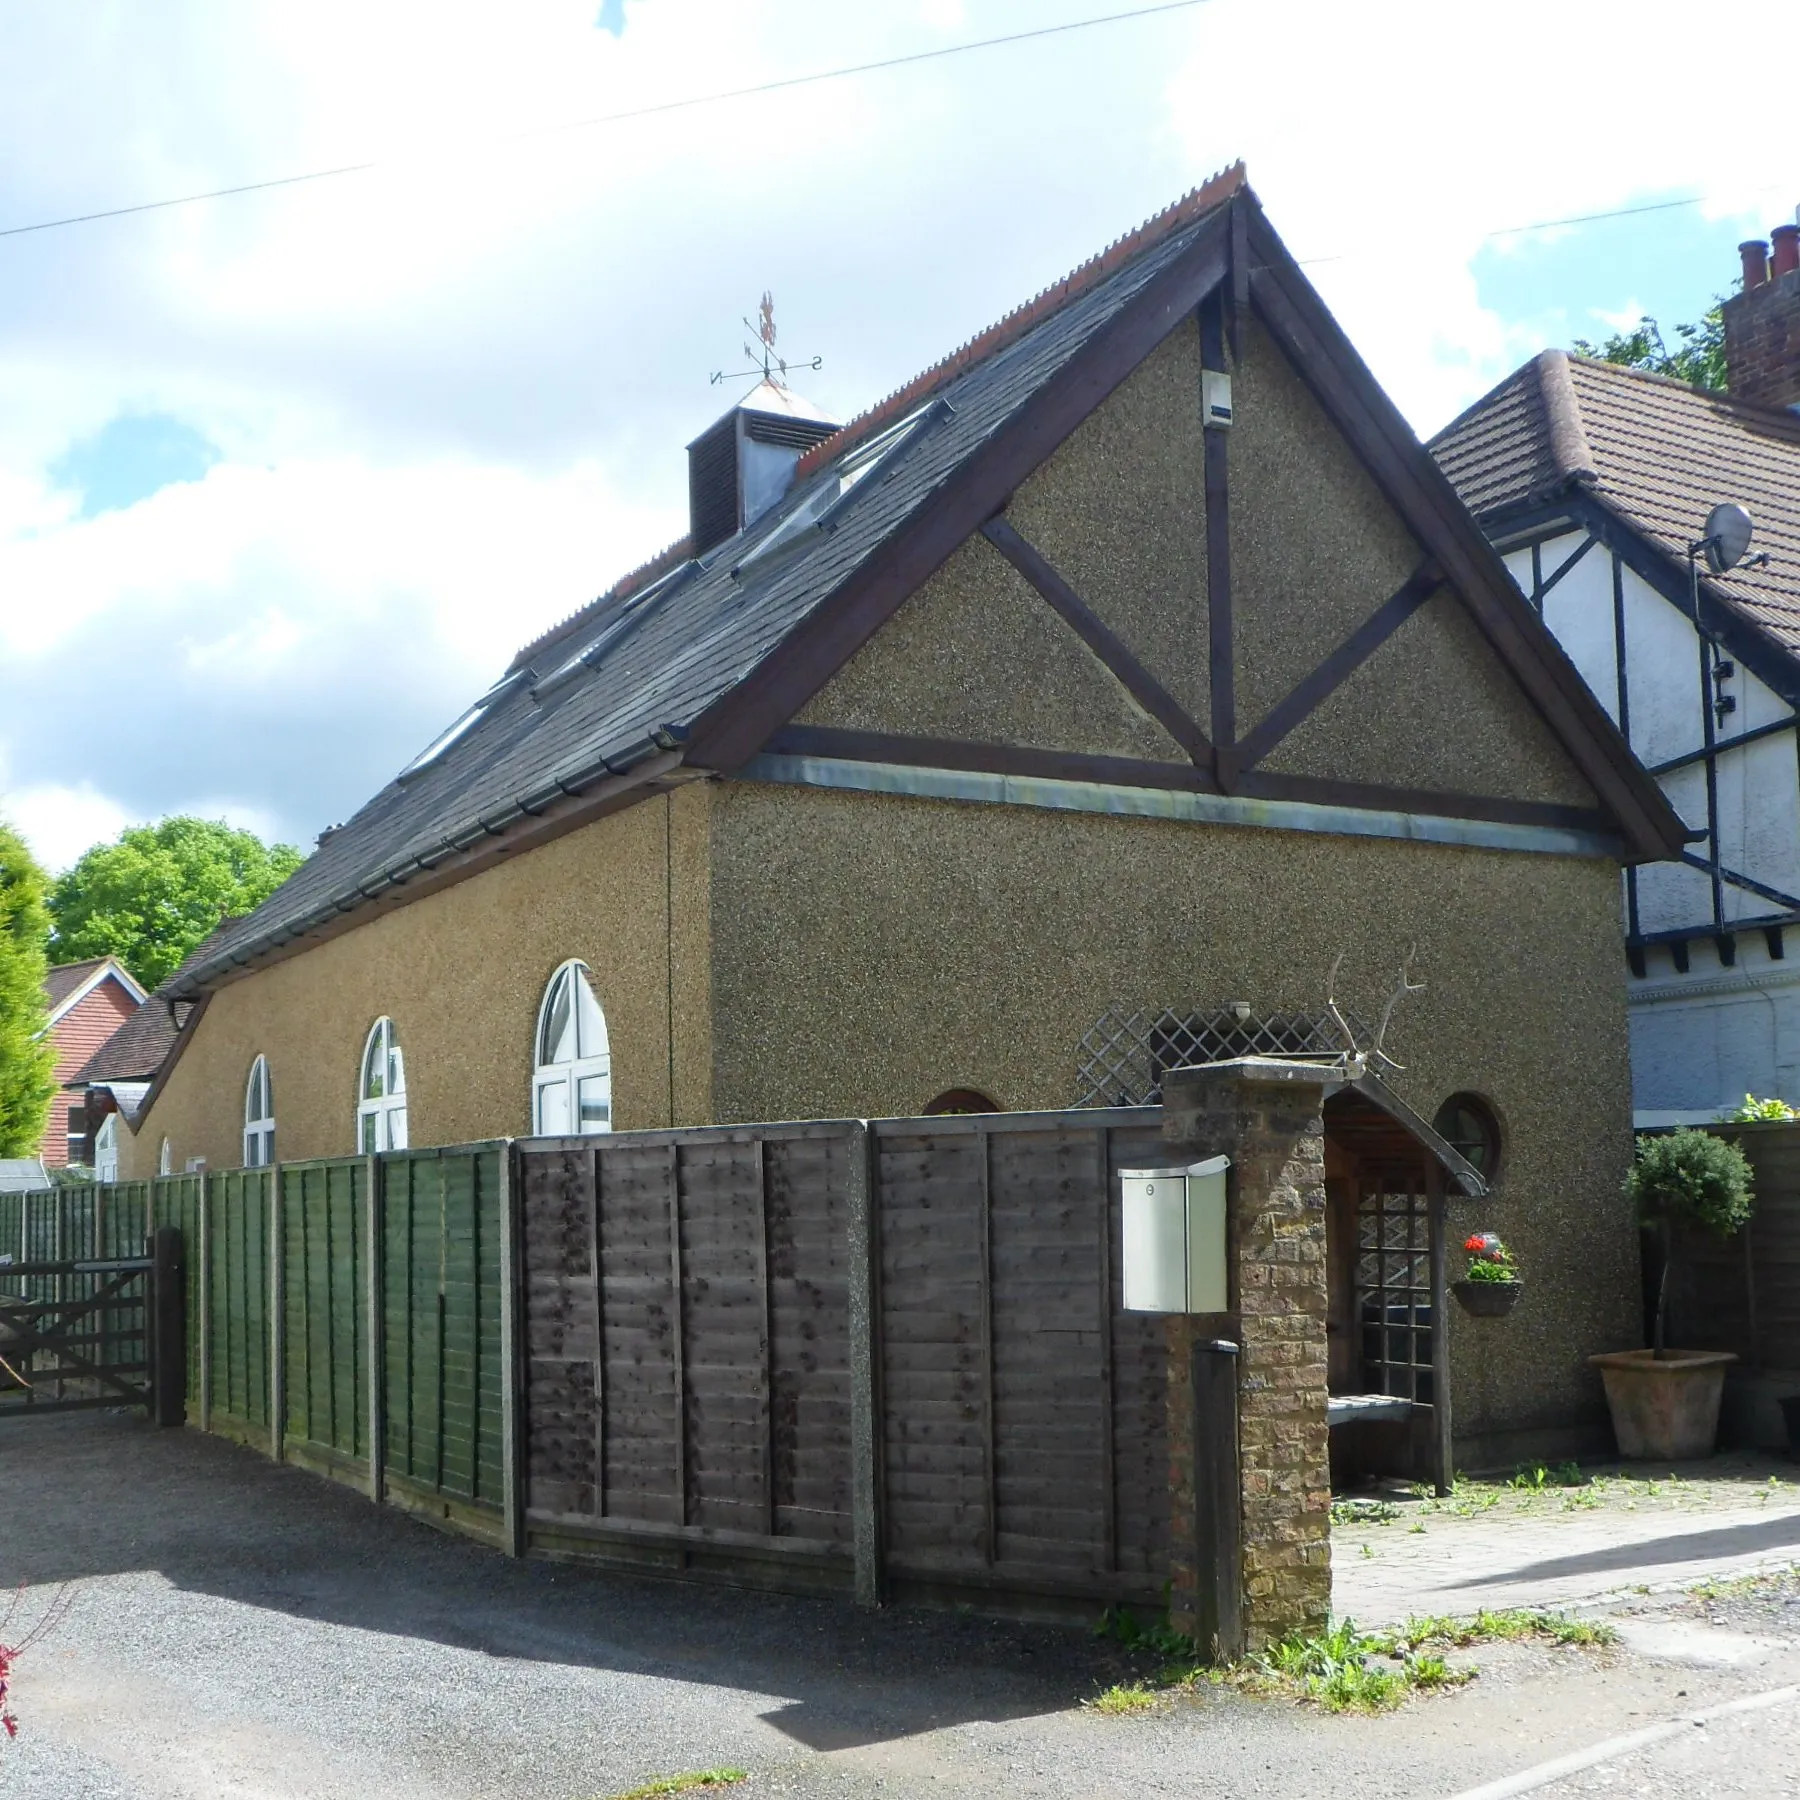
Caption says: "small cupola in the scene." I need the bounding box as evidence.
[687,379,839,557]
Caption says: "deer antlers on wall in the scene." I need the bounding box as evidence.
[1326,946,1425,1072]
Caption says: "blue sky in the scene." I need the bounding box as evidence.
[0,0,1792,871]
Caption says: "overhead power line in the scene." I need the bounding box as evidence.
[0,0,1213,242]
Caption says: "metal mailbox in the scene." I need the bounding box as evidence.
[1120,1155,1230,1313]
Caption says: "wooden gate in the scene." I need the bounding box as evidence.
[0,1228,185,1423]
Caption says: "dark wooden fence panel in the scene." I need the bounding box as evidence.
[767,1130,852,1542]
[1678,1121,1800,1372]
[869,1114,1168,1601]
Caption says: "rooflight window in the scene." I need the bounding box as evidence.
[535,561,699,699]
[398,671,527,778]
[733,400,946,577]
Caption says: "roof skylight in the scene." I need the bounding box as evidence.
[731,399,949,578]
[397,670,528,779]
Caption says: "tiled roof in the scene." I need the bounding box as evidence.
[1432,350,1800,659]
[69,998,187,1085]
[166,166,1248,998]
[45,958,112,1010]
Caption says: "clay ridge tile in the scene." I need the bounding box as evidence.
[791,161,1247,483]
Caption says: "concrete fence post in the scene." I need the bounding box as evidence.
[1161,1058,1333,1655]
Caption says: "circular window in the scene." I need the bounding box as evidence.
[1434,1093,1502,1180]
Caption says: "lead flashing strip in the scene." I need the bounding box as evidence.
[734,754,1621,859]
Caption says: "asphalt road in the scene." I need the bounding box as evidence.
[2,1411,1797,1800]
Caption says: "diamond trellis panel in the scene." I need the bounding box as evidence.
[1073,1005,1367,1109]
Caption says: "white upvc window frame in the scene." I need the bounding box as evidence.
[357,1018,409,1154]
[244,1054,276,1168]
[158,1137,172,1177]
[95,1112,119,1183]
[531,960,612,1137]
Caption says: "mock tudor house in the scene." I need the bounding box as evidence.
[1433,213,1800,1124]
[119,168,1690,1463]
[39,956,146,1171]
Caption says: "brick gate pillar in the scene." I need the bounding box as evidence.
[1161,1057,1333,1654]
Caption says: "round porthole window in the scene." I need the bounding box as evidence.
[922,1088,1000,1116]
[1434,1093,1503,1181]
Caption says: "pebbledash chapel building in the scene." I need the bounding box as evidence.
[120,168,1687,1464]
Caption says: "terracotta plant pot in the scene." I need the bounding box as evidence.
[1453,1279,1522,1319]
[1589,1350,1737,1460]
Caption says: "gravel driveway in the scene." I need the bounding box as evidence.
[2,1412,1797,1799]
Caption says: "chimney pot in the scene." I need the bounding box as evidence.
[1772,223,1800,280]
[1741,239,1771,288]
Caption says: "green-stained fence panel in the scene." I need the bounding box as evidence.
[281,1160,367,1463]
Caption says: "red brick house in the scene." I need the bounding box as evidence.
[40,958,146,1169]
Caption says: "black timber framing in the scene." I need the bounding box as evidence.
[1238,202,1686,863]
[682,209,1237,772]
[980,516,1210,763]
[1482,490,1800,957]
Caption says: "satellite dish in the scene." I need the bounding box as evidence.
[1703,502,1755,574]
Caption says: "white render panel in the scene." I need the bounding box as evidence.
[1630,932,1800,1117]
[1535,533,1620,722]
[1714,731,1800,917]
[1621,564,1704,768]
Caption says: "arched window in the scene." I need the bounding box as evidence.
[158,1138,172,1177]
[532,961,611,1136]
[1434,1092,1503,1181]
[922,1088,1000,1116]
[95,1113,119,1183]
[358,1019,408,1153]
[244,1055,276,1167]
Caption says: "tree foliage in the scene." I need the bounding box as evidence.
[48,817,304,990]
[0,821,57,1159]
[1627,1128,1755,1238]
[1573,301,1727,391]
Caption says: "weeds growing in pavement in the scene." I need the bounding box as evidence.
[1087,1682,1160,1715]
[1331,1497,1400,1527]
[604,1773,748,1800]
[1691,1564,1800,1601]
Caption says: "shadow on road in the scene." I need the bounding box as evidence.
[0,1411,1129,1753]
[1442,1510,1800,1591]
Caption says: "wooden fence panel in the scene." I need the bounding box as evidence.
[767,1130,853,1542]
[875,1128,989,1570]
[380,1146,504,1514]
[523,1146,599,1517]
[1678,1121,1800,1372]
[208,1169,270,1434]
[282,1160,367,1465]
[595,1139,682,1525]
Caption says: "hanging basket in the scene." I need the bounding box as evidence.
[1454,1279,1522,1319]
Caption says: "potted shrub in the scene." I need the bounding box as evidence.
[1453,1232,1521,1318]
[1591,1129,1754,1460]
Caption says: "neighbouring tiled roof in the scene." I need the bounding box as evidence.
[45,958,112,1010]
[167,166,1248,998]
[1432,350,1800,658]
[69,997,188,1086]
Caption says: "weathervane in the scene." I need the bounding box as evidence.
[709,291,823,388]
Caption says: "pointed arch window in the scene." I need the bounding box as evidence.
[532,961,611,1136]
[158,1137,172,1177]
[244,1055,276,1167]
[358,1019,408,1153]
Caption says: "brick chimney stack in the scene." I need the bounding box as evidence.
[1724,207,1800,410]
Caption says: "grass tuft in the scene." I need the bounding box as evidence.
[605,1772,749,1800]
[1087,1682,1160,1715]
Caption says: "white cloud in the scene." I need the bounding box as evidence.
[1,783,130,876]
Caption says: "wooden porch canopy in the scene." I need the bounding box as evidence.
[1323,1072,1487,1199]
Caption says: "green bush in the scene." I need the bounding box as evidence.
[1627,1130,1754,1238]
